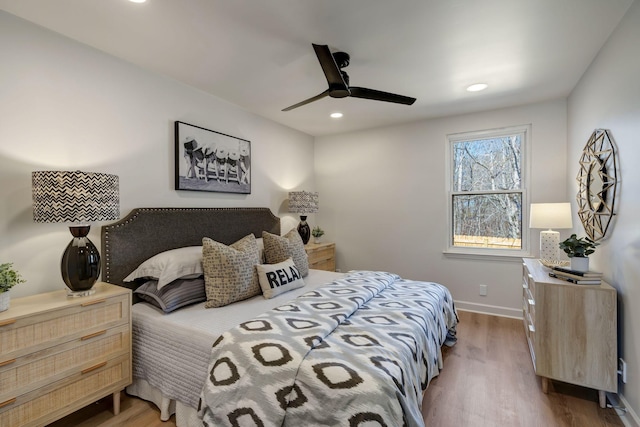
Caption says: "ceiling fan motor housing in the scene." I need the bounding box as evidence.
[332,51,350,69]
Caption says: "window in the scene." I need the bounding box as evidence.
[446,125,530,257]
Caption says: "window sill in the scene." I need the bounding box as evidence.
[442,250,531,262]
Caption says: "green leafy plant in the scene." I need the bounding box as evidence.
[559,234,599,258]
[0,263,25,293]
[311,226,325,238]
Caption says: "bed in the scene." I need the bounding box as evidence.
[101,207,457,427]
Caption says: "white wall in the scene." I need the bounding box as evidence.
[0,12,315,298]
[315,99,568,317]
[567,0,640,421]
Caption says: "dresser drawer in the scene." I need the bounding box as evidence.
[0,324,130,401]
[0,293,129,359]
[524,288,535,322]
[0,354,130,427]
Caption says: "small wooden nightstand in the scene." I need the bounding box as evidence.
[305,242,336,271]
[0,282,132,426]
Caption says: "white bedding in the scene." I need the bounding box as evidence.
[127,269,345,424]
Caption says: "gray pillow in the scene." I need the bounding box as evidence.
[262,229,309,277]
[135,277,206,313]
[202,234,261,308]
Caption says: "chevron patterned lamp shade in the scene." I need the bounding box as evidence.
[289,191,319,244]
[32,171,120,295]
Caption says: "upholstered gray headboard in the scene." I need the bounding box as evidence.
[101,207,280,288]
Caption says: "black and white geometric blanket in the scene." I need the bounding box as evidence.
[198,271,458,427]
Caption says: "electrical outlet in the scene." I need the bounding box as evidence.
[479,284,488,296]
[620,358,627,383]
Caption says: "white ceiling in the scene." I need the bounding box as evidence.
[0,0,633,136]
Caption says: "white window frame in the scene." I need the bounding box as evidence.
[444,124,531,259]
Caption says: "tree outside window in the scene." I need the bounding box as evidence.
[447,125,530,255]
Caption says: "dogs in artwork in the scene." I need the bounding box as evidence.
[183,137,217,181]
[183,137,249,186]
[239,143,250,184]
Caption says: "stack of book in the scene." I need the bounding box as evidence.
[549,266,603,285]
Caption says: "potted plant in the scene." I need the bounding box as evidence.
[311,226,325,244]
[0,263,25,312]
[559,234,599,272]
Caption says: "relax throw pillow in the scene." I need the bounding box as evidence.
[256,258,305,299]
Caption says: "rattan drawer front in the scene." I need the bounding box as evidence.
[310,257,336,271]
[0,293,129,357]
[0,324,130,400]
[305,243,336,272]
[0,354,130,427]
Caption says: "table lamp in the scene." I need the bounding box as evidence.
[529,202,573,261]
[32,170,120,295]
[288,191,319,244]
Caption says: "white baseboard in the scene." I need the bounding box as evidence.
[454,300,522,319]
[613,392,640,427]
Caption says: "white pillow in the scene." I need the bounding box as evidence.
[256,237,265,263]
[124,246,203,290]
[256,258,305,299]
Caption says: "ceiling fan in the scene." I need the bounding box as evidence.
[282,43,417,111]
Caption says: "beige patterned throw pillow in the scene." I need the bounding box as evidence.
[202,234,261,308]
[262,229,309,277]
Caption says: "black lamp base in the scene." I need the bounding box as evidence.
[61,225,100,294]
[297,216,311,245]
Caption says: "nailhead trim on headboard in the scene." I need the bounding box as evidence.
[101,207,281,289]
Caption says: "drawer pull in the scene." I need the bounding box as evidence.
[0,319,16,327]
[528,324,535,333]
[81,330,107,341]
[0,398,16,408]
[82,361,107,374]
[528,299,535,306]
[81,298,107,307]
[0,358,16,367]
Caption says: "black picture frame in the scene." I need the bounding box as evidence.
[175,121,251,194]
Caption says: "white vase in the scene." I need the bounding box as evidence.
[570,257,589,273]
[314,237,322,244]
[0,291,10,312]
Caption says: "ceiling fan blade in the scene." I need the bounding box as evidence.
[282,90,330,111]
[349,87,416,105]
[312,43,348,91]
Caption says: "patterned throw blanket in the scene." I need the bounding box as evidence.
[198,271,458,427]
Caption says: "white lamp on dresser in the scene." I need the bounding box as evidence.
[529,202,573,262]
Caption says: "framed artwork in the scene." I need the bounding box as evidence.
[175,121,251,194]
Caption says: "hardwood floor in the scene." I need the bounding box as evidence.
[422,310,623,427]
[50,310,622,426]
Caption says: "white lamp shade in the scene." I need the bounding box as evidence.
[529,203,573,229]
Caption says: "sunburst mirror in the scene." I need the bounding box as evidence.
[576,129,618,241]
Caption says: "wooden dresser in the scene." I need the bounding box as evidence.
[305,242,336,271]
[0,282,132,426]
[521,258,617,407]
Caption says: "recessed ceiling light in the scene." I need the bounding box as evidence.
[330,112,343,119]
[467,83,488,92]
[129,0,147,3]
